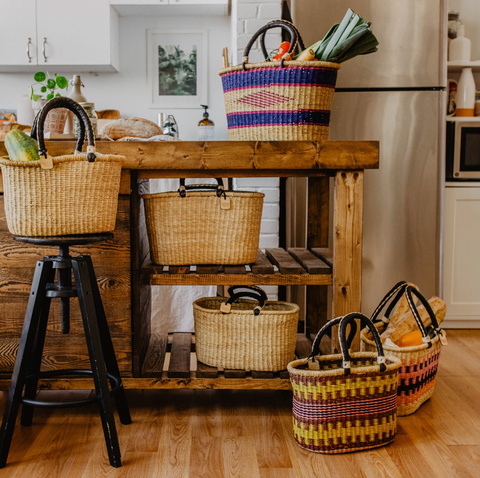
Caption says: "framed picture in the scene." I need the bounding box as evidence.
[147,29,207,109]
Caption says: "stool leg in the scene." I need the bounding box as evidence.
[0,261,54,468]
[82,255,131,425]
[20,264,54,426]
[72,258,122,468]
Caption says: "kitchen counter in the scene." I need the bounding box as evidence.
[0,140,379,390]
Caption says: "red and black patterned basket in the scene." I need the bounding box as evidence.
[288,313,402,454]
[361,282,447,416]
[218,20,340,142]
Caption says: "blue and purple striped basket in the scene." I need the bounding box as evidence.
[219,60,340,142]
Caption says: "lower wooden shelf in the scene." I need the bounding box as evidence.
[0,333,322,391]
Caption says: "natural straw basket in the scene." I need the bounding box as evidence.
[0,97,125,237]
[361,282,447,416]
[143,178,264,265]
[288,313,402,454]
[193,286,299,371]
[219,20,340,142]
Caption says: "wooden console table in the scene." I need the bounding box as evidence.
[0,140,379,390]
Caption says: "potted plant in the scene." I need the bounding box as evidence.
[29,72,69,133]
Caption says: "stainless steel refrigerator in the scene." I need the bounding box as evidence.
[289,0,447,316]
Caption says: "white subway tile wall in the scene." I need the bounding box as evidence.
[232,0,283,300]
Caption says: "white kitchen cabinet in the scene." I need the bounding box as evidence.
[443,185,480,328]
[0,0,119,72]
[0,0,37,67]
[110,0,229,16]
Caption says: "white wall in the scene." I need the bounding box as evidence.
[0,14,231,141]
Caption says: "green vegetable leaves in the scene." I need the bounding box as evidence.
[298,9,378,64]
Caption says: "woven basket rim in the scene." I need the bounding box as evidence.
[193,296,300,315]
[219,60,341,76]
[0,153,125,167]
[288,351,402,377]
[143,191,265,199]
[360,324,445,352]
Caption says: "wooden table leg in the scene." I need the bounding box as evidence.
[332,170,364,351]
[306,176,330,336]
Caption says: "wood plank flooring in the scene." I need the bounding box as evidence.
[0,330,479,477]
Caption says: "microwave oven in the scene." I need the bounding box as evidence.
[446,120,480,180]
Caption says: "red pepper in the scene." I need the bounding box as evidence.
[273,41,291,61]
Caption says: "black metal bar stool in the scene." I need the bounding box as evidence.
[0,233,131,468]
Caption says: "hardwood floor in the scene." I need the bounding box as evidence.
[0,330,479,477]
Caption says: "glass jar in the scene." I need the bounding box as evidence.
[74,102,98,138]
[448,11,461,40]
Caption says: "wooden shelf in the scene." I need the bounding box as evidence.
[140,248,333,286]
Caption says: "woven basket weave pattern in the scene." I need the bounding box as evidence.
[288,353,401,454]
[0,155,124,236]
[219,61,340,142]
[360,324,443,416]
[144,191,264,265]
[193,297,299,371]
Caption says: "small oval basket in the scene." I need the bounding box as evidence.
[361,282,447,416]
[0,97,125,237]
[288,313,402,454]
[219,20,340,142]
[193,286,299,371]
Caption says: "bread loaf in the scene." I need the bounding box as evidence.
[100,117,163,140]
[380,296,446,344]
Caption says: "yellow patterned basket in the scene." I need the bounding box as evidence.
[361,282,446,416]
[288,313,402,454]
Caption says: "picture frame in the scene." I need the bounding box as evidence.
[147,29,208,109]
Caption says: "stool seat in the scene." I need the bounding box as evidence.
[13,232,113,246]
[0,236,131,469]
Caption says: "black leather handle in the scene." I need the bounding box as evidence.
[405,286,442,345]
[31,96,96,162]
[340,313,387,375]
[242,19,298,70]
[227,285,267,303]
[178,178,224,198]
[223,286,267,316]
[31,104,86,154]
[309,316,357,360]
[258,20,306,61]
[370,281,408,325]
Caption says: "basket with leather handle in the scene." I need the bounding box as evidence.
[360,281,447,416]
[218,19,341,142]
[143,178,264,265]
[0,97,125,236]
[288,313,402,454]
[193,286,299,371]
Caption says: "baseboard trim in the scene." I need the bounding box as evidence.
[442,319,480,329]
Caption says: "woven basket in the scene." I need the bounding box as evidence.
[219,20,340,142]
[143,179,264,265]
[0,97,124,237]
[361,282,446,416]
[288,313,402,454]
[193,286,299,371]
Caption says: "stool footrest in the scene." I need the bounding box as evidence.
[21,369,123,409]
[46,284,78,298]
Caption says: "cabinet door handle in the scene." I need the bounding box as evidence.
[42,37,47,62]
[26,38,32,63]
